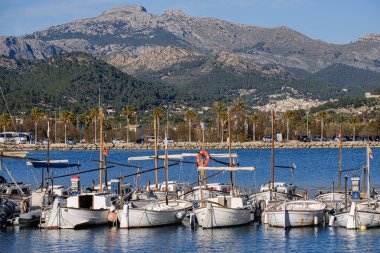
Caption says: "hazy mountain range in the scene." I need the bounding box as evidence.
[0,5,379,112]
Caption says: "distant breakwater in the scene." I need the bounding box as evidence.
[1,141,379,151]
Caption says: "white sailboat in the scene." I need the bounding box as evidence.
[265,200,327,228]
[118,199,192,228]
[315,124,349,209]
[250,110,301,221]
[332,145,380,229]
[40,193,117,229]
[193,111,255,229]
[193,168,255,228]
[117,132,193,228]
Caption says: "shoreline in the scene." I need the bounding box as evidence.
[1,141,379,151]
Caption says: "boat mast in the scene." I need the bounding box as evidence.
[46,121,50,191]
[367,143,370,206]
[154,116,158,188]
[228,109,233,196]
[99,108,104,193]
[202,121,207,186]
[271,109,275,191]
[338,123,342,192]
[164,131,169,205]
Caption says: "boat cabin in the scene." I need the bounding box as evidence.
[1,183,31,196]
[260,182,297,195]
[66,193,117,209]
[209,196,245,208]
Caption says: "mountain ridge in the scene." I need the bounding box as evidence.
[0,5,378,74]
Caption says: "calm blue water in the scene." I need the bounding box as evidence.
[1,147,379,252]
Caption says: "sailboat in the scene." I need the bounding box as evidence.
[332,145,380,229]
[117,133,193,228]
[39,109,117,229]
[260,110,326,228]
[315,124,349,208]
[250,110,301,215]
[193,110,255,229]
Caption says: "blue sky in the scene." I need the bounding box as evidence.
[0,0,379,44]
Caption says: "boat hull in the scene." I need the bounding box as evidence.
[266,210,325,228]
[334,211,380,229]
[40,200,110,229]
[118,200,191,228]
[194,205,251,229]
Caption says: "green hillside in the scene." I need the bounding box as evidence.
[0,53,175,114]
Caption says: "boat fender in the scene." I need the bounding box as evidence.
[176,210,187,220]
[196,150,210,167]
[328,216,335,227]
[189,213,196,230]
[108,211,117,222]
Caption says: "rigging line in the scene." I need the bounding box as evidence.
[342,166,366,173]
[121,162,180,179]
[0,84,17,131]
[151,156,195,164]
[45,165,116,179]
[90,159,142,168]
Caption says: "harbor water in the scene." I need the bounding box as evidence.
[1,147,379,252]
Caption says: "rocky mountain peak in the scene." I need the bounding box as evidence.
[358,33,380,42]
[163,9,188,17]
[101,5,147,16]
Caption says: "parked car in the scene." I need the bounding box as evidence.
[333,136,347,142]
[66,138,76,145]
[112,138,125,144]
[166,138,174,143]
[375,136,380,142]
[298,135,311,142]
[136,137,145,144]
[262,136,272,142]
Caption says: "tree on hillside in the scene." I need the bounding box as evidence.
[122,105,135,143]
[231,98,248,141]
[348,116,359,140]
[0,113,12,132]
[152,107,165,140]
[185,109,196,142]
[317,111,328,141]
[212,101,226,141]
[248,114,259,141]
[30,107,45,144]
[60,110,75,145]
[220,111,228,143]
[89,107,99,143]
[283,111,295,141]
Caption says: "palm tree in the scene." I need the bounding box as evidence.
[88,107,99,144]
[212,101,226,141]
[348,116,359,140]
[231,98,247,140]
[317,111,327,142]
[60,110,75,145]
[0,113,12,132]
[30,107,45,144]
[283,111,294,141]
[248,114,259,141]
[184,109,196,142]
[122,106,135,143]
[220,111,228,142]
[152,107,164,140]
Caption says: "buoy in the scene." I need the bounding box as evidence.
[189,213,195,230]
[360,225,367,231]
[108,211,117,222]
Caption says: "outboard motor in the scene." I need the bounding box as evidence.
[0,198,16,227]
[0,175,6,184]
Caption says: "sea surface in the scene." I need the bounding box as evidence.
[1,147,379,252]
